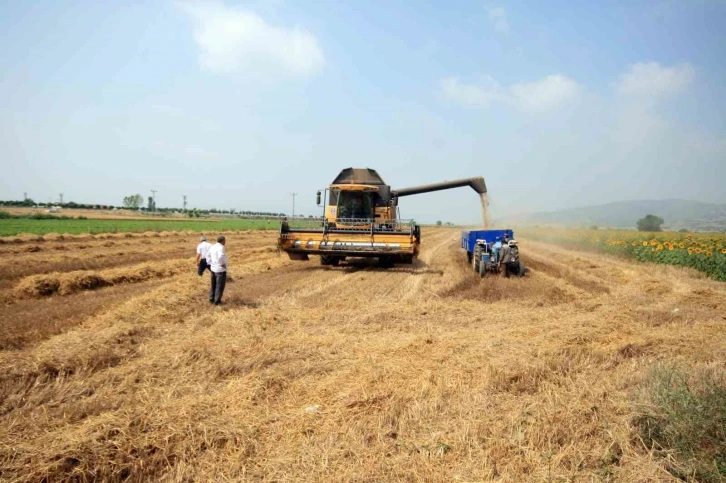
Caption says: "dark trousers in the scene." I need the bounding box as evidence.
[501,264,510,278]
[198,259,211,276]
[210,271,227,303]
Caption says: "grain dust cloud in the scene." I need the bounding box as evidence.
[480,193,491,228]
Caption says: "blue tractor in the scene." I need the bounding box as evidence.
[461,229,525,278]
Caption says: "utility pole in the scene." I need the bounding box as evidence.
[23,192,27,201]
[59,193,63,205]
[150,190,157,212]
[290,192,297,220]
[183,195,187,212]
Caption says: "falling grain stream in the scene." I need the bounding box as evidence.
[480,193,491,228]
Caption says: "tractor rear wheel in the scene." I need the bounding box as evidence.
[473,246,482,273]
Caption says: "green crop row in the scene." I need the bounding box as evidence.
[0,218,281,237]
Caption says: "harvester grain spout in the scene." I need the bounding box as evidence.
[392,177,487,198]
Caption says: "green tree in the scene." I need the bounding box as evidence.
[436,220,442,226]
[123,194,143,209]
[637,214,665,232]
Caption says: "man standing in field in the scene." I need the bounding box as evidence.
[208,235,228,305]
[498,241,512,278]
[492,236,502,264]
[196,235,212,276]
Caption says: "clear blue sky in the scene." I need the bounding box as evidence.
[1,0,724,222]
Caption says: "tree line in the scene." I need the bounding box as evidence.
[0,198,307,219]
[0,199,116,210]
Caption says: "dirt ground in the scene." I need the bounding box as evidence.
[0,228,724,481]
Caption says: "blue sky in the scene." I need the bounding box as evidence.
[1,0,724,222]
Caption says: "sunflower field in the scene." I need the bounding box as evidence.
[517,228,726,281]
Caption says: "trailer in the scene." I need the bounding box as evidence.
[461,229,525,277]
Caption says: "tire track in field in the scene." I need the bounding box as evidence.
[222,228,457,308]
[400,229,456,300]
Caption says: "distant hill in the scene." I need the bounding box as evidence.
[504,199,726,232]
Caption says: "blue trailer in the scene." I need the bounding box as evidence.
[461,229,525,277]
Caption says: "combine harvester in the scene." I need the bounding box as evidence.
[461,229,526,277]
[278,168,486,268]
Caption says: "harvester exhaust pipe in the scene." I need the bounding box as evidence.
[392,176,487,198]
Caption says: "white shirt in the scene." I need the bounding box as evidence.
[208,243,228,273]
[196,241,212,260]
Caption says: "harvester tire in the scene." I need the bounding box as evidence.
[518,261,526,277]
[378,256,394,269]
[394,255,414,264]
[479,258,486,278]
[320,255,340,267]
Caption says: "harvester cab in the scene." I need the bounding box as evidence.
[278,168,486,268]
[321,168,398,231]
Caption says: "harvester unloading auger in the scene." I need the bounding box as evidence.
[277,168,486,268]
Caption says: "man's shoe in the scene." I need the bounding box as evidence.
[209,299,214,304]
[214,301,222,306]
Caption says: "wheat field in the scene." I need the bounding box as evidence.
[0,228,724,482]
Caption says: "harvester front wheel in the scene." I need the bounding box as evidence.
[378,256,395,269]
[320,255,340,267]
[479,258,486,278]
[393,255,414,264]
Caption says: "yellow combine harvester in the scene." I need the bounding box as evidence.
[278,168,486,268]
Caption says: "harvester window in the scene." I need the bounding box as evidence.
[337,191,372,219]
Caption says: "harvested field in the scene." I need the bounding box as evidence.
[0,228,724,481]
